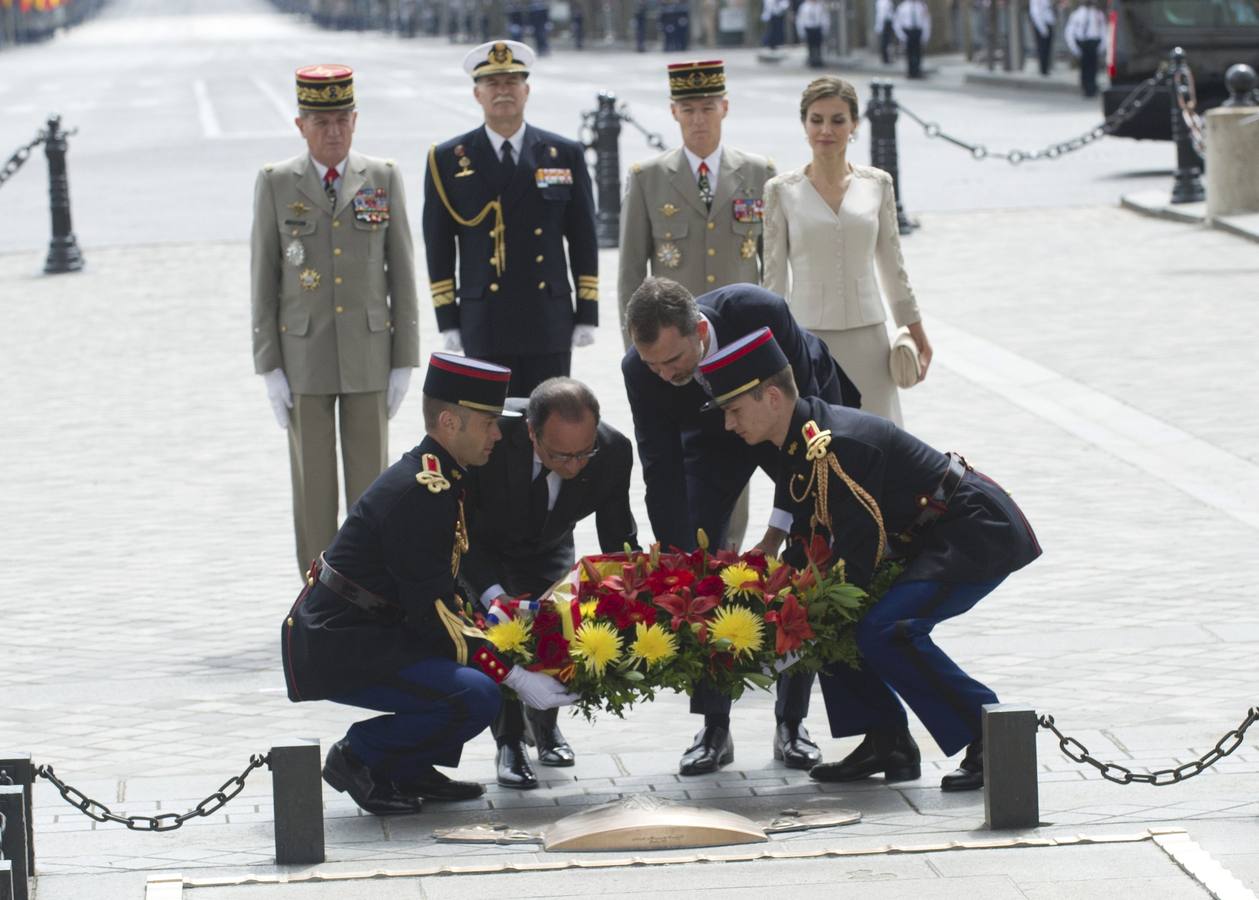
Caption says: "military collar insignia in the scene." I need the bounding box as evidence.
[288,201,311,215]
[802,420,832,460]
[417,453,452,493]
[660,202,679,217]
[786,440,799,456]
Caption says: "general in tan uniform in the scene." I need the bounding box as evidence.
[251,65,420,576]
[617,59,776,348]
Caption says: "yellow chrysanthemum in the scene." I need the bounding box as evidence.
[570,621,623,676]
[485,617,530,654]
[580,599,599,620]
[629,622,678,667]
[766,556,783,575]
[720,562,762,598]
[709,605,765,657]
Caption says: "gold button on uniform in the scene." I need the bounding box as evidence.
[280,324,288,332]
[707,221,715,230]
[535,255,544,263]
[291,229,299,236]
[664,232,672,239]
[336,305,345,313]
[334,248,342,256]
[489,283,499,292]
[334,276,343,285]
[332,220,341,228]
[707,248,716,256]
[533,227,543,236]
[538,281,546,289]
[706,275,716,284]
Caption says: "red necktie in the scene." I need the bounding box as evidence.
[323,167,338,204]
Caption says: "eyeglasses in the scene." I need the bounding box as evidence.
[538,438,600,464]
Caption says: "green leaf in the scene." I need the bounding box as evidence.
[622,670,645,682]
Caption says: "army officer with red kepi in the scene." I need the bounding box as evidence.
[698,327,1041,792]
[282,353,578,816]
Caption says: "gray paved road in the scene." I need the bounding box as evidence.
[0,0,1173,253]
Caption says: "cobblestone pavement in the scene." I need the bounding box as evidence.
[2,201,1257,897]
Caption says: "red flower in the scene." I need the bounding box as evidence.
[765,593,816,655]
[532,608,561,637]
[694,575,724,597]
[647,564,695,595]
[764,562,794,597]
[741,550,769,571]
[536,632,571,669]
[654,591,719,641]
[596,593,655,630]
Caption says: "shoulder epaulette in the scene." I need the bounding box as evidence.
[802,420,832,460]
[416,453,452,493]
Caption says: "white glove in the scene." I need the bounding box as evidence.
[386,367,412,419]
[503,666,580,710]
[441,329,463,353]
[262,368,292,430]
[572,324,597,348]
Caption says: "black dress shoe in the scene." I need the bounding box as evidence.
[679,725,734,776]
[322,738,423,816]
[941,741,984,792]
[496,740,539,789]
[773,719,822,770]
[393,765,484,801]
[525,705,575,767]
[810,728,921,783]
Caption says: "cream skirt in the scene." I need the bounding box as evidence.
[813,324,904,427]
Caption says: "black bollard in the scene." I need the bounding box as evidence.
[0,756,33,877]
[1167,48,1205,205]
[41,115,84,274]
[867,82,914,235]
[1222,63,1258,108]
[982,704,1040,830]
[593,91,623,249]
[270,740,325,865]
[0,787,29,900]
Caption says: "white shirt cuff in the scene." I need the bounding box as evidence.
[479,584,506,610]
[768,508,793,533]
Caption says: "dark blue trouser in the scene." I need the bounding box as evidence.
[331,658,501,778]
[819,577,1003,756]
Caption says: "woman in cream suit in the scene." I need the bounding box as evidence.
[763,76,931,425]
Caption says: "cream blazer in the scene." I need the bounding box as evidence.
[763,164,919,332]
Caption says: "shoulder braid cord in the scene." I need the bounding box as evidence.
[789,425,888,570]
[426,144,506,277]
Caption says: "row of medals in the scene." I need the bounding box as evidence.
[654,201,759,270]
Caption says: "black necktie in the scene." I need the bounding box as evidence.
[501,141,515,169]
[529,467,550,531]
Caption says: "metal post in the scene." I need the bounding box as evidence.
[41,115,83,274]
[270,740,325,865]
[0,756,33,876]
[1222,63,1258,108]
[0,860,13,900]
[1168,48,1205,205]
[593,91,622,249]
[867,82,914,235]
[982,704,1040,830]
[0,788,29,900]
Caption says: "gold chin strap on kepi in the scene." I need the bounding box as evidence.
[789,420,888,568]
[427,144,506,276]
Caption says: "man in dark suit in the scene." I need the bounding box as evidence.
[281,353,577,816]
[699,327,1041,792]
[621,276,861,776]
[461,378,639,788]
[423,39,599,396]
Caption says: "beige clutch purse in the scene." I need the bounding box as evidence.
[888,327,921,389]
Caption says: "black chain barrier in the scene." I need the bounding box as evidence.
[895,64,1177,165]
[1039,706,1258,786]
[0,130,49,190]
[33,754,270,832]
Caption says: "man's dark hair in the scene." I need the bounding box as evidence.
[625,276,701,345]
[527,377,600,435]
[748,366,798,402]
[422,394,470,431]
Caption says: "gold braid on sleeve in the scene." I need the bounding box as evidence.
[427,144,506,276]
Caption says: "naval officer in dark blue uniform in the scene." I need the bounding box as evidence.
[699,327,1042,791]
[281,353,577,815]
[622,277,861,776]
[423,39,599,397]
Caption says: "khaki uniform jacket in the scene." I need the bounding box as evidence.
[617,145,775,333]
[251,151,420,395]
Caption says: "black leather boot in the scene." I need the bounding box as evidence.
[940,740,984,792]
[773,719,822,769]
[496,739,539,789]
[524,705,575,767]
[809,727,921,783]
[393,765,484,801]
[679,719,734,775]
[322,738,423,816]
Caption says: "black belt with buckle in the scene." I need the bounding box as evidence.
[895,452,970,547]
[315,554,399,618]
